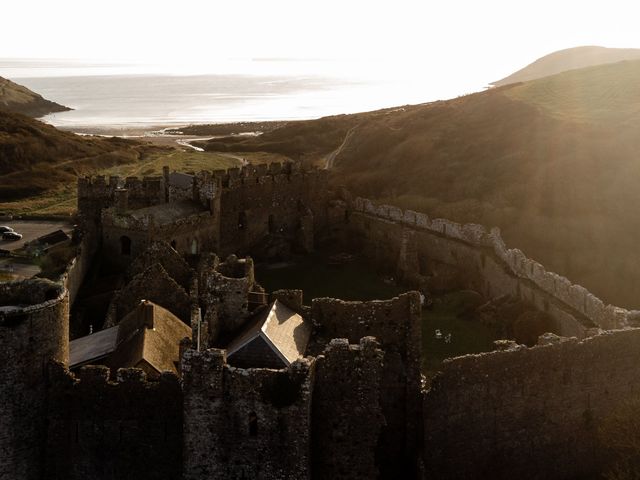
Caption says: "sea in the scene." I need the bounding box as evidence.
[0,58,485,131]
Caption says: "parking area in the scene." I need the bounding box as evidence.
[0,220,74,252]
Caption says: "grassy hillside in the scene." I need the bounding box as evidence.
[0,110,291,216]
[506,60,640,124]
[197,60,640,309]
[0,110,149,199]
[0,76,70,117]
[492,46,640,87]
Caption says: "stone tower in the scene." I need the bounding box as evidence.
[0,279,69,480]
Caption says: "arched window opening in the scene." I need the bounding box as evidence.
[238,211,247,230]
[120,236,132,256]
[191,238,199,255]
[268,215,276,234]
[249,411,258,436]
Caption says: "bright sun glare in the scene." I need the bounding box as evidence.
[3,0,640,83]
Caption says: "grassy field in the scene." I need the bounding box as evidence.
[422,291,498,376]
[255,252,405,302]
[0,149,289,217]
[506,60,640,124]
[255,253,497,374]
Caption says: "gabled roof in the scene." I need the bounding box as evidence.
[109,300,192,375]
[69,326,119,369]
[226,300,311,367]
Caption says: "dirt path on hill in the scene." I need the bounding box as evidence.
[324,125,358,169]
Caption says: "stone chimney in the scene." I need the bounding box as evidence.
[141,300,154,329]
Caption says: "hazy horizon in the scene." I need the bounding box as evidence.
[4,0,640,129]
[4,1,640,88]
[0,57,486,129]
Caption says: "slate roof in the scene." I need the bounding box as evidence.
[128,200,207,225]
[69,300,191,375]
[69,326,119,368]
[108,300,192,375]
[226,300,311,367]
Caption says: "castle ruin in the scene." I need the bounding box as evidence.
[1,161,639,479]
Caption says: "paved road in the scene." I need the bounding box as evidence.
[0,220,73,252]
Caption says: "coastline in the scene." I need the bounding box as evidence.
[55,119,290,150]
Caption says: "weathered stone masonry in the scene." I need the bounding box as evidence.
[7,162,640,480]
[423,330,640,479]
[78,162,329,267]
[182,349,314,480]
[0,280,68,480]
[310,292,423,478]
[45,365,182,480]
[349,197,629,336]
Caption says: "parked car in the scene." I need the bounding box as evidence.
[2,231,22,241]
[0,226,14,234]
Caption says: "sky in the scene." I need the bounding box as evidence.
[3,0,640,83]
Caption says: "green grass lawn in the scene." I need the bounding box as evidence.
[256,253,499,374]
[255,253,405,302]
[422,291,498,377]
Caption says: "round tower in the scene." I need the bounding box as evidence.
[0,279,68,480]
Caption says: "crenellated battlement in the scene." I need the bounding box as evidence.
[50,363,180,388]
[181,346,314,480]
[45,362,182,479]
[210,161,326,190]
[352,197,629,331]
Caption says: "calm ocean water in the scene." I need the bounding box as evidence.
[0,58,484,130]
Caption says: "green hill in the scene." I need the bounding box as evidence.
[492,46,640,86]
[0,110,152,199]
[197,59,640,308]
[0,76,70,117]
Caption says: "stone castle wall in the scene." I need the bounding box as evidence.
[45,365,182,480]
[310,293,423,477]
[101,210,217,269]
[216,162,329,257]
[78,162,328,263]
[311,337,385,480]
[422,329,640,479]
[77,175,166,227]
[349,197,628,335]
[59,232,98,307]
[182,349,314,480]
[0,280,68,480]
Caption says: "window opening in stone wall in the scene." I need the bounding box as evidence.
[238,211,247,230]
[249,411,258,436]
[171,240,177,250]
[191,238,198,255]
[120,236,132,255]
